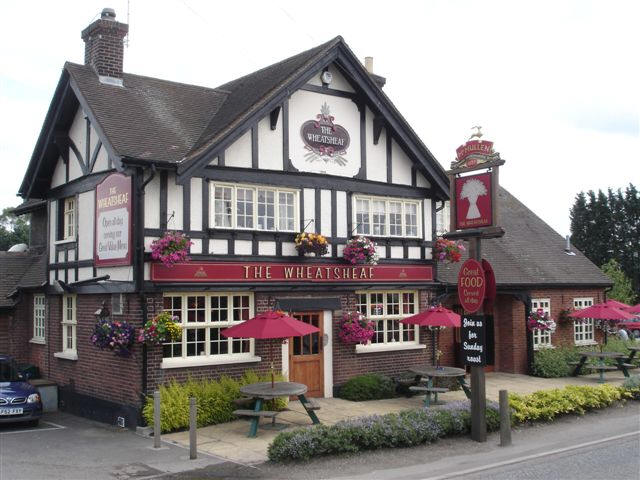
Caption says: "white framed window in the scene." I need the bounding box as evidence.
[435,201,450,236]
[63,197,76,240]
[353,195,421,238]
[573,298,595,345]
[161,293,258,367]
[531,298,552,349]
[32,295,46,343]
[61,294,77,354]
[211,183,298,232]
[354,290,424,353]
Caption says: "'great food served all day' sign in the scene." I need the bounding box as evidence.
[94,173,132,267]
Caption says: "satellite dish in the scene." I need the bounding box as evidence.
[8,243,28,252]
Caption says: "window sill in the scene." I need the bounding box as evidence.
[54,351,78,361]
[29,338,46,345]
[54,238,76,245]
[161,354,261,369]
[574,340,598,346]
[533,344,555,351]
[355,343,426,354]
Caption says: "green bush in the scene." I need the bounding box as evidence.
[622,374,640,400]
[338,373,396,401]
[509,384,629,423]
[268,400,500,462]
[531,348,571,378]
[143,370,287,433]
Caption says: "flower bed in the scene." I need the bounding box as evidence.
[268,400,500,462]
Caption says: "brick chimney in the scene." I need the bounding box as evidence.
[81,8,128,81]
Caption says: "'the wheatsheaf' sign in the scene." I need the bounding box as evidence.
[151,262,433,283]
[300,102,350,166]
[94,173,132,267]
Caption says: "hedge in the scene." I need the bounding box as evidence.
[338,373,396,401]
[268,400,500,462]
[143,370,287,433]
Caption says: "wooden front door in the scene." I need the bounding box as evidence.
[289,312,324,397]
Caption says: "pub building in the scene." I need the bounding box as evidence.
[1,9,611,427]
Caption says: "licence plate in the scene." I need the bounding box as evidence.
[0,407,23,415]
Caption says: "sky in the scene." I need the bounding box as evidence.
[1,0,638,237]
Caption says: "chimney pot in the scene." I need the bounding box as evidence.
[101,7,116,20]
[365,56,374,73]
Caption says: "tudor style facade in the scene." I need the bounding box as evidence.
[11,10,450,425]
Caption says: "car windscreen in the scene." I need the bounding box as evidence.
[0,360,21,382]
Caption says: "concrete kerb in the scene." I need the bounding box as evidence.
[161,371,630,466]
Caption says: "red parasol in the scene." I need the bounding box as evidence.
[626,304,640,314]
[221,310,320,387]
[604,299,631,310]
[400,306,461,328]
[401,306,461,366]
[569,302,636,347]
[618,321,640,330]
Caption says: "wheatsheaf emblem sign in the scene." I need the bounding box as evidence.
[94,173,132,267]
[300,102,350,166]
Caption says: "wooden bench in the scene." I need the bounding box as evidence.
[586,365,617,371]
[233,409,279,418]
[620,363,638,369]
[409,386,449,393]
[232,397,255,408]
[568,361,582,366]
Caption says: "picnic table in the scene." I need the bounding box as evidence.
[626,346,640,364]
[409,366,470,407]
[237,381,320,437]
[570,351,635,383]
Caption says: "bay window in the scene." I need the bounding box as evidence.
[162,293,257,367]
[573,298,595,345]
[353,195,421,238]
[531,298,552,349]
[355,290,422,352]
[211,183,298,232]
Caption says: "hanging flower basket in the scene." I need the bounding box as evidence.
[137,312,182,345]
[339,311,375,344]
[433,237,465,263]
[91,318,135,357]
[151,231,192,267]
[558,307,576,323]
[527,309,557,333]
[343,236,378,265]
[295,232,329,256]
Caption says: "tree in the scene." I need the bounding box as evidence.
[0,207,30,251]
[601,259,636,305]
[570,183,640,295]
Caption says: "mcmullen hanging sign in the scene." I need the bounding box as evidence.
[455,172,493,230]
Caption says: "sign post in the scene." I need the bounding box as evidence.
[445,127,505,443]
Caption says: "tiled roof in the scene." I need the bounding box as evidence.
[437,187,613,288]
[0,252,47,308]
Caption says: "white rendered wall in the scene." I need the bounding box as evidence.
[190,177,203,231]
[96,266,133,281]
[281,242,297,256]
[306,64,355,93]
[225,129,252,168]
[234,240,252,255]
[416,172,431,188]
[49,201,57,262]
[77,267,94,282]
[51,157,66,188]
[257,115,283,170]
[365,108,387,182]
[77,190,94,260]
[289,90,361,177]
[303,188,315,232]
[258,241,276,256]
[68,108,86,182]
[92,145,109,173]
[166,173,183,230]
[336,191,347,237]
[390,246,403,258]
[423,199,432,241]
[210,239,228,255]
[320,189,331,237]
[391,139,412,185]
[144,174,160,228]
[190,239,202,254]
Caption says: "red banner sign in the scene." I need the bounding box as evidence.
[458,259,485,313]
[456,140,493,164]
[151,262,433,283]
[455,172,493,230]
[94,173,133,267]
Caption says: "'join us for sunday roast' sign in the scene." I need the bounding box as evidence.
[94,173,132,267]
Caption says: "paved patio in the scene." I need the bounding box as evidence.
[162,371,630,465]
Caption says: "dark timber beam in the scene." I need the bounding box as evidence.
[270,106,281,131]
[373,116,385,145]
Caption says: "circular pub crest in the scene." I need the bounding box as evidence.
[300,102,350,166]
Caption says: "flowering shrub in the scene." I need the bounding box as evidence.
[295,232,329,256]
[338,311,375,344]
[433,237,465,263]
[527,308,556,333]
[267,400,500,462]
[137,311,182,345]
[151,231,192,267]
[91,318,135,357]
[343,236,378,265]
